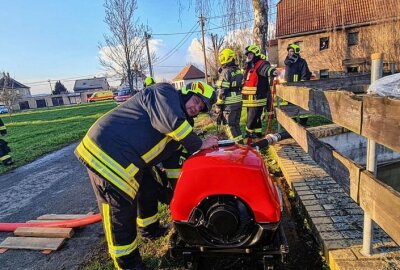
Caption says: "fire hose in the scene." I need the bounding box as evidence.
[0,213,101,232]
[250,131,291,149]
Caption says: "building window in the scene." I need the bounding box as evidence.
[320,69,329,79]
[320,37,329,50]
[348,32,358,46]
[347,66,359,73]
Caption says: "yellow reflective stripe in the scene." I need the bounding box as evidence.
[224,124,234,139]
[225,94,242,104]
[167,121,192,141]
[242,99,267,107]
[0,126,6,130]
[232,81,237,87]
[165,168,181,179]
[83,136,133,184]
[294,74,299,82]
[102,203,138,262]
[76,143,137,199]
[137,213,158,227]
[0,155,11,161]
[255,128,262,133]
[125,164,140,191]
[242,86,257,95]
[141,137,172,163]
[246,127,254,133]
[232,135,243,142]
[221,82,230,88]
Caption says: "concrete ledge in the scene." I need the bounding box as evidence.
[270,139,400,269]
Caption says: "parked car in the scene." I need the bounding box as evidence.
[87,90,114,102]
[0,106,9,114]
[114,89,134,104]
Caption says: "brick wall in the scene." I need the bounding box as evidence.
[278,22,399,78]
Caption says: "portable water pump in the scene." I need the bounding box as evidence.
[169,132,290,269]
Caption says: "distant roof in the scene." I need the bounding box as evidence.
[73,77,109,91]
[0,76,30,89]
[173,65,205,81]
[276,0,400,38]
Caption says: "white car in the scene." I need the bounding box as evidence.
[0,106,8,114]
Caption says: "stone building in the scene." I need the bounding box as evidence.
[276,0,400,78]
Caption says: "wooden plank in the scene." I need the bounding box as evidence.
[276,107,363,196]
[361,96,400,152]
[276,85,310,110]
[276,86,363,134]
[14,227,74,238]
[311,90,362,134]
[359,171,400,245]
[36,214,92,220]
[0,237,65,251]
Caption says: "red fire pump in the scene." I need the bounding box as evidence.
[169,135,289,269]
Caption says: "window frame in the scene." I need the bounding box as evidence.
[348,32,359,47]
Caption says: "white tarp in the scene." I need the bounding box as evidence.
[367,73,400,97]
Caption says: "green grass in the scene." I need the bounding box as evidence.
[0,100,116,174]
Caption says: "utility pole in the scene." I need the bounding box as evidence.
[48,80,53,94]
[144,32,154,77]
[199,14,209,84]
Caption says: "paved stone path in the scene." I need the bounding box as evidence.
[270,138,400,269]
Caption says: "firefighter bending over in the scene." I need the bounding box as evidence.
[215,48,244,144]
[75,82,218,270]
[242,44,277,139]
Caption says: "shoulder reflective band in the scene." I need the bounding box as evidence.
[167,120,192,141]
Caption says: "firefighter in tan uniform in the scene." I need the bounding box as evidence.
[75,82,217,270]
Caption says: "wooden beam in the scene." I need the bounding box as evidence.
[359,171,400,245]
[14,227,74,238]
[276,85,310,110]
[0,237,65,251]
[276,107,363,198]
[361,96,400,152]
[276,85,363,133]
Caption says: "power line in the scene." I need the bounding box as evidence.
[154,22,199,65]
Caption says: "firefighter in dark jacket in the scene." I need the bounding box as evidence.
[242,44,277,139]
[143,76,156,88]
[75,82,218,270]
[215,48,244,143]
[284,44,311,83]
[0,118,13,166]
[284,44,312,125]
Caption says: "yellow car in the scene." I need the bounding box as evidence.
[87,90,114,102]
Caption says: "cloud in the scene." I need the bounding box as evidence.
[186,38,204,67]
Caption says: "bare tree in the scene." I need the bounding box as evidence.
[199,34,225,83]
[99,0,150,91]
[225,28,253,68]
[0,72,20,118]
[178,0,272,53]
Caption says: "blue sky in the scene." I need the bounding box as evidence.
[0,0,251,94]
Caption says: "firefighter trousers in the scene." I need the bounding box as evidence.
[88,168,153,269]
[246,106,264,138]
[222,103,243,143]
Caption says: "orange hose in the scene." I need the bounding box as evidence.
[0,213,102,232]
